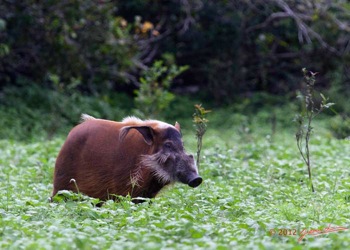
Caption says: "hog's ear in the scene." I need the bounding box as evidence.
[175,121,181,132]
[120,126,155,145]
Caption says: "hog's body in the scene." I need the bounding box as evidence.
[52,115,202,200]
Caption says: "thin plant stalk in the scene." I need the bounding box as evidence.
[193,104,211,168]
[295,68,334,193]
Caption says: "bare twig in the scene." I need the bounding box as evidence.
[246,0,344,55]
[178,0,196,35]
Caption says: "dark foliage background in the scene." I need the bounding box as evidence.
[1,0,350,103]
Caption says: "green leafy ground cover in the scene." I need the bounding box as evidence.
[0,113,349,249]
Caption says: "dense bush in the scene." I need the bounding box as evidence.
[116,0,350,102]
[0,0,138,92]
[1,0,350,105]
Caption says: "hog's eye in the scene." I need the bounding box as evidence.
[164,142,173,150]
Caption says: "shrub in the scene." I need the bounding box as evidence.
[0,1,137,91]
[134,60,188,118]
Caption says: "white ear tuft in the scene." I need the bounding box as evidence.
[175,121,181,132]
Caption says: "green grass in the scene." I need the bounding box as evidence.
[1,113,350,249]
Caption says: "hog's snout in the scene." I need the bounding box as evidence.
[188,176,203,188]
[175,153,202,188]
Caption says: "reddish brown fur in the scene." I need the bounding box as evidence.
[52,117,181,200]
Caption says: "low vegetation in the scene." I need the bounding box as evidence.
[0,89,349,249]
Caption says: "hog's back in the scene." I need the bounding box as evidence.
[52,119,149,200]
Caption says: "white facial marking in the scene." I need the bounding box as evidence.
[190,159,199,175]
[194,163,199,174]
[139,154,173,184]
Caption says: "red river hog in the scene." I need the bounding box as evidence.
[52,114,202,201]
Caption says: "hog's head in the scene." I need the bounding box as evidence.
[120,120,203,187]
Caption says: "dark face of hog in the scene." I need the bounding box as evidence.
[138,126,202,187]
